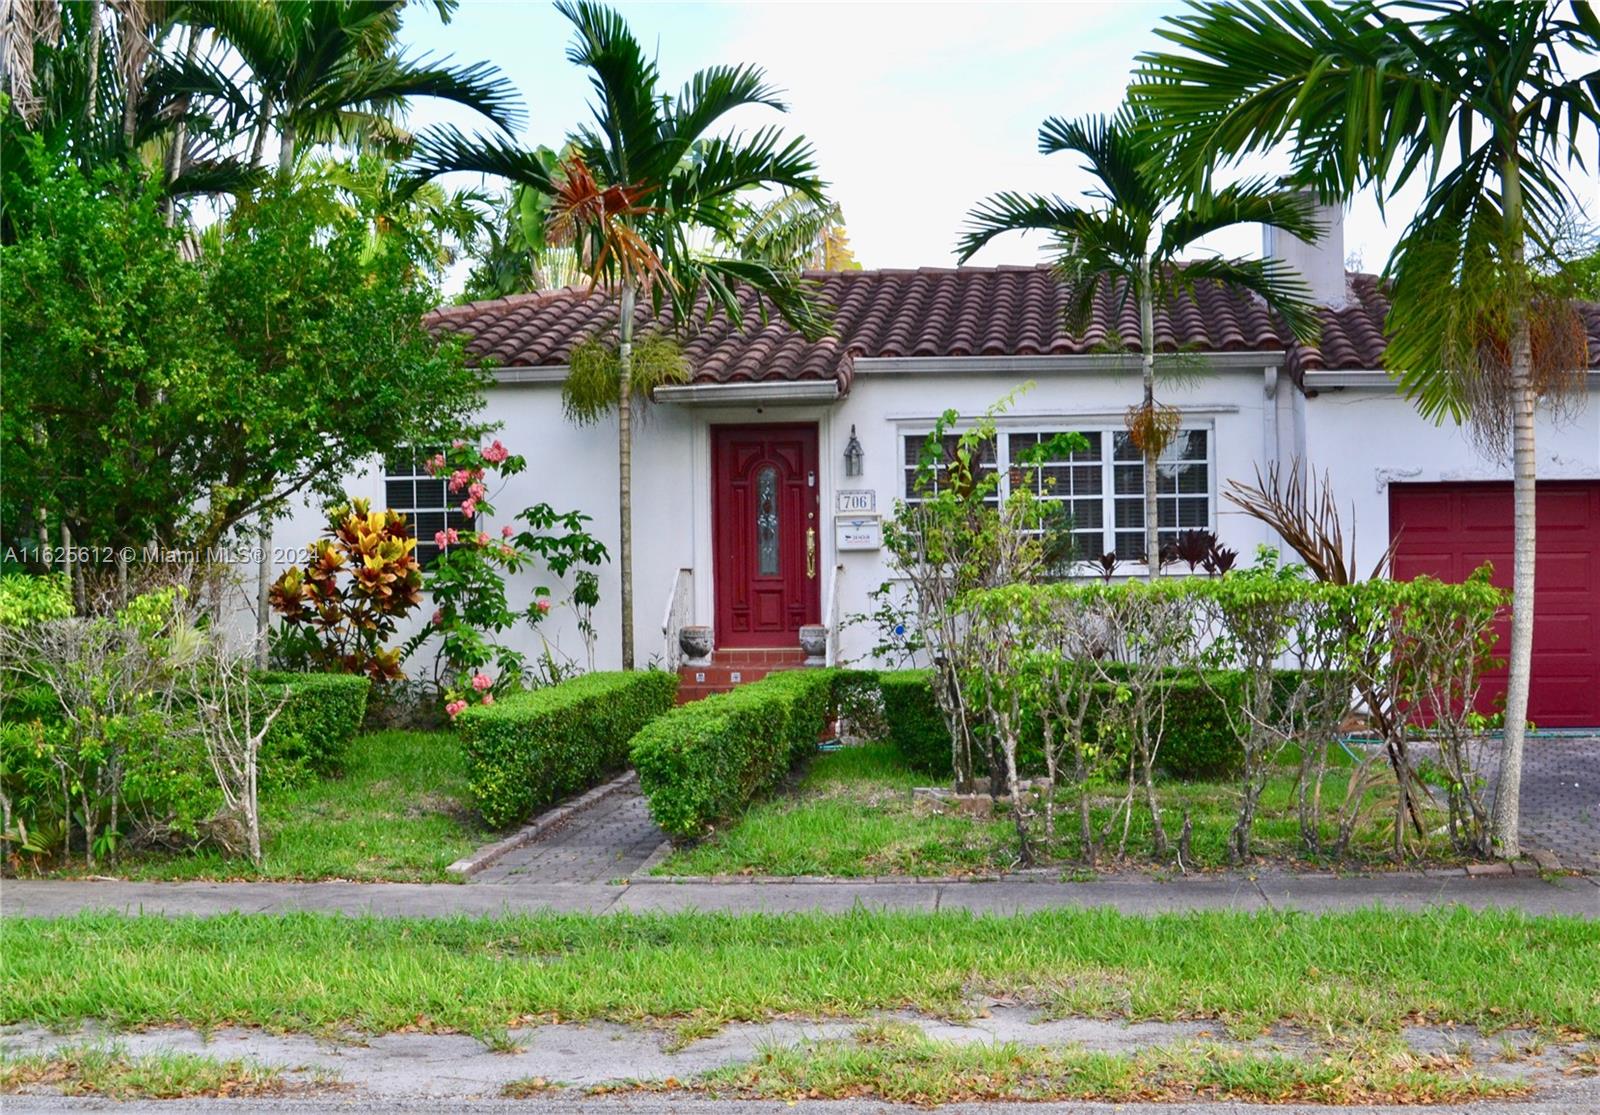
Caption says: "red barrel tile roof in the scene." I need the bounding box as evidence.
[427,265,1600,392]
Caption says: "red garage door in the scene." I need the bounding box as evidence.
[1389,482,1600,728]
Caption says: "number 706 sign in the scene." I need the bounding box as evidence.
[835,490,876,514]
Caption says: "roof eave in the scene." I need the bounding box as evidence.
[852,351,1288,376]
[653,380,842,405]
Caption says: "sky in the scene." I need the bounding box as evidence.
[399,1,1599,293]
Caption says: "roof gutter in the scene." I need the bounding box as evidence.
[653,380,841,405]
[852,351,1288,376]
[1306,368,1600,391]
[490,365,569,385]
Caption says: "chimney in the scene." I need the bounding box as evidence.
[1262,193,1346,308]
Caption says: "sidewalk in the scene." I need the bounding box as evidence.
[5,870,1596,919]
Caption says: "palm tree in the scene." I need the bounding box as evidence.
[1134,1,1600,857]
[187,0,520,179]
[0,0,261,222]
[958,106,1321,576]
[412,0,830,669]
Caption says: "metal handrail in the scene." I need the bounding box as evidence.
[823,562,844,667]
[659,566,693,670]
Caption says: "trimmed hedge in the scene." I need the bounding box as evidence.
[253,671,372,780]
[458,670,678,829]
[631,669,838,838]
[876,666,1297,783]
[878,669,950,775]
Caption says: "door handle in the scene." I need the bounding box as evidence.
[806,527,817,579]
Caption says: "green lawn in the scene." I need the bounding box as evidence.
[689,1023,1521,1105]
[658,744,1018,877]
[49,730,487,883]
[6,908,1597,1038]
[657,742,1455,877]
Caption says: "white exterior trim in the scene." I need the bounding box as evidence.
[492,365,569,385]
[1306,368,1600,390]
[854,351,1288,376]
[655,381,841,405]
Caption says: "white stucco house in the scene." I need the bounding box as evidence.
[275,205,1600,727]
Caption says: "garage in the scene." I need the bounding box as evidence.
[1389,481,1600,729]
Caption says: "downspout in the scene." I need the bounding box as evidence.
[1290,374,1309,486]
[1261,365,1280,556]
[1262,365,1280,472]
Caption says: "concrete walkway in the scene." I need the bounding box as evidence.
[5,870,1596,919]
[473,785,664,884]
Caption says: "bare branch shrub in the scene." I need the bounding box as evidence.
[174,637,289,865]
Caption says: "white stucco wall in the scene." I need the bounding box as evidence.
[267,361,1598,678]
[1303,375,1600,567]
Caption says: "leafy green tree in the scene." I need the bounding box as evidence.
[958,106,1320,576]
[299,152,490,280]
[413,0,830,668]
[1,144,238,554]
[1134,0,1600,856]
[197,186,489,550]
[2,148,487,556]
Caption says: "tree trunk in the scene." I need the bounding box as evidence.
[1491,155,1534,861]
[277,121,296,180]
[1492,326,1535,859]
[161,26,200,226]
[255,513,272,670]
[1140,258,1160,580]
[83,0,103,125]
[617,282,636,670]
[249,93,274,167]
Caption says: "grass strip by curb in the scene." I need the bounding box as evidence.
[5,907,1598,1039]
[671,1026,1526,1106]
[0,1044,324,1100]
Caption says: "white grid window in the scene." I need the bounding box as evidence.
[384,449,475,568]
[1112,428,1211,560]
[902,432,999,505]
[900,424,1214,568]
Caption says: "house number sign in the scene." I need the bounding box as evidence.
[835,489,876,514]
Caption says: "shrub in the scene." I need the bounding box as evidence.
[631,669,838,838]
[268,500,423,682]
[252,672,372,782]
[457,670,677,829]
[878,670,951,775]
[0,573,73,629]
[882,662,1250,783]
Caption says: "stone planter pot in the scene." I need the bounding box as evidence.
[798,624,828,659]
[678,625,712,662]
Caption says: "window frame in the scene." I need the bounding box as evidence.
[383,449,477,569]
[897,419,1218,571]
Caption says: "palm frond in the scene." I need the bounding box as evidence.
[668,127,824,216]
[729,192,842,271]
[1159,179,1322,255]
[957,191,1135,263]
[1038,110,1159,218]
[555,0,659,182]
[404,124,555,194]
[1172,255,1319,342]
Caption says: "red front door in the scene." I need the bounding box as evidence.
[712,424,822,648]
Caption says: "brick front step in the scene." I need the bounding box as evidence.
[708,647,808,666]
[675,647,819,703]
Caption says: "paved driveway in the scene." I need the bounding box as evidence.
[1518,736,1600,870]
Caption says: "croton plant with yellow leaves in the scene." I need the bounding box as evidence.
[269,500,424,681]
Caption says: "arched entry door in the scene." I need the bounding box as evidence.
[711,424,821,648]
